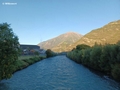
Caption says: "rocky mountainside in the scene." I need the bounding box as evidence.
[38,32,82,52]
[67,20,120,51]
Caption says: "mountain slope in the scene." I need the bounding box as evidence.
[67,20,120,51]
[38,32,82,52]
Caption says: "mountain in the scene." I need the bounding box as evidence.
[38,32,82,52]
[67,20,120,51]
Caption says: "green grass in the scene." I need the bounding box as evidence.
[18,55,46,60]
[12,55,46,73]
[18,55,37,60]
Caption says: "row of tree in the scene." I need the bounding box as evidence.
[67,43,120,81]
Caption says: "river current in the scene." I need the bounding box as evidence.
[0,55,120,90]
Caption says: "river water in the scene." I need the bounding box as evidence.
[0,55,120,90]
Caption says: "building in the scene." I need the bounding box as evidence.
[20,44,41,55]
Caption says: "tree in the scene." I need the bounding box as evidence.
[100,44,114,73]
[82,48,91,66]
[90,45,102,70]
[76,44,90,50]
[111,64,120,81]
[46,49,53,58]
[0,23,20,80]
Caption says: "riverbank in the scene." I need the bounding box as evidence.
[66,44,120,82]
[67,54,120,82]
[12,55,46,73]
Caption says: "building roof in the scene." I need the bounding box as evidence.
[20,44,40,49]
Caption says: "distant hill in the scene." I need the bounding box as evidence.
[67,20,120,51]
[38,32,82,52]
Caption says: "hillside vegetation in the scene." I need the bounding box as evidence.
[67,20,120,51]
[38,32,82,52]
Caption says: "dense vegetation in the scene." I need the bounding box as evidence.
[13,55,46,72]
[67,42,120,81]
[0,23,20,80]
[45,49,57,58]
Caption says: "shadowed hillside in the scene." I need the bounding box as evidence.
[38,32,82,52]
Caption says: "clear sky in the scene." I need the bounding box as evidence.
[0,0,120,45]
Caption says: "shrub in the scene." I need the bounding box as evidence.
[13,60,28,72]
[111,64,120,81]
[90,45,102,70]
[46,49,56,58]
[76,44,90,50]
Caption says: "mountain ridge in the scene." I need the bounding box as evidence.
[38,32,83,52]
[67,20,120,51]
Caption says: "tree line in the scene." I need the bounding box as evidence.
[67,43,120,81]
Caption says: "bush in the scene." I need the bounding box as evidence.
[111,64,120,81]
[12,56,44,74]
[82,48,91,66]
[76,44,90,50]
[46,49,56,58]
[90,45,102,70]
[15,60,28,70]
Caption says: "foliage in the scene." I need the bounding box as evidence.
[18,55,36,60]
[0,23,20,80]
[67,43,120,81]
[34,51,39,56]
[82,48,91,66]
[111,64,120,81]
[76,44,90,50]
[90,45,102,70]
[12,55,46,76]
[15,60,28,71]
[45,49,56,58]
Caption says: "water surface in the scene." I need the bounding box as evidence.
[0,55,120,90]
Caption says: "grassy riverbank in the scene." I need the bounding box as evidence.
[13,55,46,73]
[18,55,37,60]
[67,43,120,82]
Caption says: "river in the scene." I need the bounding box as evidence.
[0,55,120,90]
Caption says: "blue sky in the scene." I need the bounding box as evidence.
[0,0,120,45]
